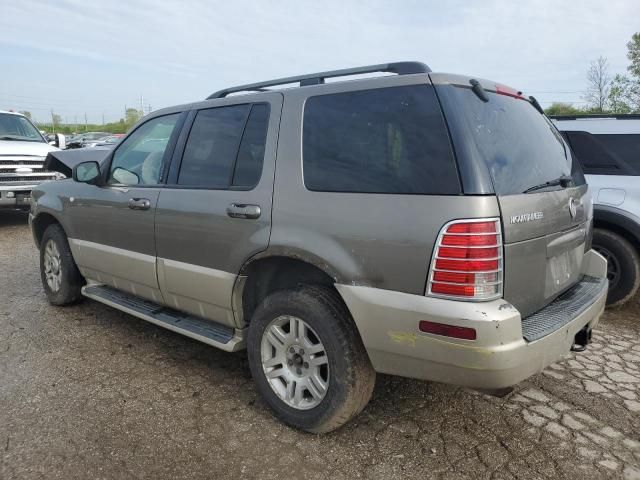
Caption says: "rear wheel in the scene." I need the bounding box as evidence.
[592,228,640,306]
[39,224,84,305]
[247,285,375,433]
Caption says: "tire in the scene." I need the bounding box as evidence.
[592,228,640,307]
[39,223,84,305]
[247,285,376,433]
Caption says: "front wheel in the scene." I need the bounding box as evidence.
[592,228,640,306]
[39,224,84,305]
[247,286,376,433]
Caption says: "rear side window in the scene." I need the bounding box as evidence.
[564,132,640,176]
[303,85,460,194]
[178,103,270,188]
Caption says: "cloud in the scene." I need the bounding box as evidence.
[0,0,638,121]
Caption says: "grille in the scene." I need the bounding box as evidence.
[521,276,607,342]
[0,176,56,183]
[0,167,46,173]
[0,160,44,166]
[0,156,56,183]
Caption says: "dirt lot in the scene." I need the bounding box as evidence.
[1,211,639,480]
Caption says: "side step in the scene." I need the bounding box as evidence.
[82,284,245,352]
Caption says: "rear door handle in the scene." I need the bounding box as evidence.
[226,203,261,219]
[128,198,151,210]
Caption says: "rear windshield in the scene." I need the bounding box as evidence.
[437,85,585,195]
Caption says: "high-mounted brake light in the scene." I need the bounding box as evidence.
[495,84,525,100]
[426,218,503,301]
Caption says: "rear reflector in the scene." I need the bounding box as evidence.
[427,218,504,300]
[419,320,477,340]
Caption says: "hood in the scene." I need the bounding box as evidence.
[43,148,112,177]
[0,140,58,156]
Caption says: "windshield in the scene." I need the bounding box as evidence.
[0,113,45,143]
[438,85,585,195]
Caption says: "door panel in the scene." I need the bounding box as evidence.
[68,186,162,301]
[155,94,282,327]
[65,113,184,302]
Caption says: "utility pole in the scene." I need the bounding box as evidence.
[102,113,105,126]
[84,113,88,132]
[140,95,144,115]
[50,109,56,134]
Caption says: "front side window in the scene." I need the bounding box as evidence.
[303,85,460,194]
[177,103,270,189]
[109,114,180,186]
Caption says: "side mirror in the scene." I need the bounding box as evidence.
[73,161,101,184]
[48,133,65,149]
[56,133,66,150]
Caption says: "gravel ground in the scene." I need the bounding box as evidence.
[1,211,639,480]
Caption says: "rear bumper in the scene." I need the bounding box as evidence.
[336,250,608,389]
[0,185,34,208]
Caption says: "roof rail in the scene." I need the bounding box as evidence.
[206,61,431,99]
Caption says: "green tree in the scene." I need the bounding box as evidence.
[544,102,583,116]
[608,74,635,113]
[626,32,640,79]
[18,111,32,120]
[125,108,143,125]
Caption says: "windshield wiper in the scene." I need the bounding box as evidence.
[523,175,573,194]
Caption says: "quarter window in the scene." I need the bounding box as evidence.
[109,114,180,186]
[303,85,459,194]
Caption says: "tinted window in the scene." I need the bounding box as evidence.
[178,105,250,187]
[303,85,459,194]
[109,114,180,186]
[437,86,585,195]
[564,132,640,176]
[232,104,270,187]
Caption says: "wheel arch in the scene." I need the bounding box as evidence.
[31,211,66,248]
[593,205,640,251]
[236,253,345,327]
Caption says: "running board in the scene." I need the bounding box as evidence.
[82,284,245,352]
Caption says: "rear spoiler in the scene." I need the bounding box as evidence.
[44,148,112,178]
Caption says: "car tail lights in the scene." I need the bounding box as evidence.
[427,219,503,300]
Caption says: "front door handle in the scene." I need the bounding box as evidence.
[128,198,151,210]
[226,203,261,219]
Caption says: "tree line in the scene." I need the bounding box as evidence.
[546,32,640,116]
[19,108,144,135]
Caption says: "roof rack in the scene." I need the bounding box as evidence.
[206,61,431,99]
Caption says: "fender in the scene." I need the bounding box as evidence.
[593,204,640,245]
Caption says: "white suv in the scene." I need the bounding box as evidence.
[553,114,640,306]
[0,110,62,209]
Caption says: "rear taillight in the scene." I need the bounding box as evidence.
[427,218,503,301]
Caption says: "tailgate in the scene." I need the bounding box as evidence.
[500,185,590,317]
[433,76,590,318]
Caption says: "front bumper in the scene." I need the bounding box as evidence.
[0,185,35,208]
[336,250,608,389]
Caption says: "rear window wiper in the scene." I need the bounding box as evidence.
[523,175,573,194]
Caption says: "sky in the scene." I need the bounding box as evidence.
[0,0,638,124]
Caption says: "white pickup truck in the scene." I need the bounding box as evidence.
[0,110,63,210]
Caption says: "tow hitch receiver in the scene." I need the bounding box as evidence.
[571,326,592,352]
